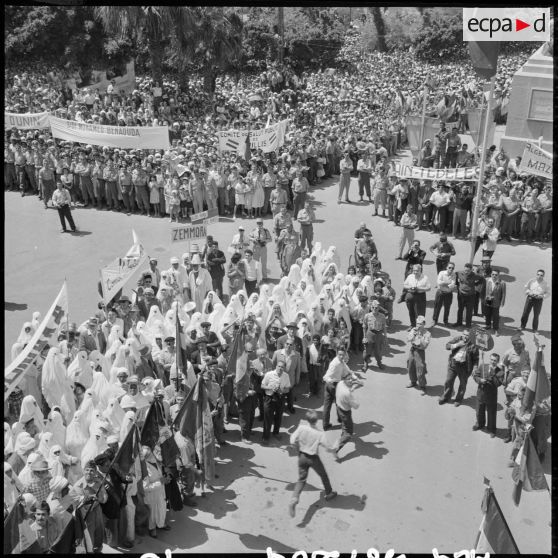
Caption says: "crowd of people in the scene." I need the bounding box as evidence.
[4,40,552,551]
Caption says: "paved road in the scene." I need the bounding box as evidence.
[4,160,551,553]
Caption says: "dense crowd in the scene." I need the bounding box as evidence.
[4,44,552,551]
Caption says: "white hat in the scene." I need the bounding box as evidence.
[170,257,179,264]
[191,253,202,265]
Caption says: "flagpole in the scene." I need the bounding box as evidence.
[199,377,206,496]
[476,90,486,156]
[418,82,428,166]
[469,75,495,265]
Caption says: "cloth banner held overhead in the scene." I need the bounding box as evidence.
[518,143,552,180]
[217,119,288,154]
[4,282,69,401]
[467,108,495,145]
[100,230,148,305]
[5,111,50,130]
[406,116,439,153]
[48,115,170,150]
[393,162,479,182]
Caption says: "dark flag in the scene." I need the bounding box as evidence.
[512,430,549,506]
[521,337,550,414]
[475,482,519,553]
[175,303,185,391]
[244,131,251,162]
[48,517,78,554]
[113,424,140,476]
[469,42,501,79]
[140,401,180,468]
[173,375,216,481]
[4,501,23,554]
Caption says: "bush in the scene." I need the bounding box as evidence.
[412,13,466,61]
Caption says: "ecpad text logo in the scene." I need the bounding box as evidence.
[463,8,550,42]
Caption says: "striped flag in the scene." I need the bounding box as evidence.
[521,338,550,414]
[469,42,501,79]
[4,281,68,400]
[225,138,240,151]
[475,482,519,554]
[227,330,250,401]
[173,376,216,482]
[512,430,549,506]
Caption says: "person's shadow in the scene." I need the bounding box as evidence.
[296,493,367,528]
[336,438,389,463]
[68,230,92,236]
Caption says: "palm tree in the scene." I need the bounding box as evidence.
[174,7,243,97]
[94,6,197,85]
[369,7,387,52]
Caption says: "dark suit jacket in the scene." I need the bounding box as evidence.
[482,279,506,308]
[78,330,106,354]
[445,335,479,373]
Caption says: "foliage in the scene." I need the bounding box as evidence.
[383,8,423,50]
[412,12,466,61]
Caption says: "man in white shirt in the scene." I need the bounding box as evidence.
[520,269,549,332]
[335,376,360,458]
[297,200,315,253]
[248,218,273,279]
[288,410,338,518]
[402,264,431,329]
[51,181,77,233]
[322,348,358,431]
[228,226,251,255]
[474,217,499,260]
[431,262,456,327]
[261,359,291,443]
[241,249,262,297]
[397,205,417,259]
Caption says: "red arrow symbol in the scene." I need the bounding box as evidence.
[516,18,530,31]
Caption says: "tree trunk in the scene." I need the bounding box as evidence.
[203,66,217,99]
[370,7,387,52]
[149,37,163,85]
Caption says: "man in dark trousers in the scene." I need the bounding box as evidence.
[234,342,258,443]
[52,181,77,233]
[453,263,482,328]
[205,241,227,298]
[472,352,504,437]
[439,330,479,407]
[429,233,456,273]
[482,269,506,336]
[261,359,291,444]
[288,410,337,518]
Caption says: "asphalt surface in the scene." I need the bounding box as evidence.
[4,154,552,554]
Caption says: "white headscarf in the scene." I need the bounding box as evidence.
[80,427,108,469]
[146,305,166,332]
[201,291,223,318]
[65,409,89,459]
[31,311,41,331]
[16,321,34,345]
[90,371,112,412]
[18,452,40,485]
[209,303,226,341]
[287,263,302,288]
[107,324,125,349]
[17,395,45,433]
[103,397,125,434]
[68,351,94,390]
[119,411,136,444]
[5,422,14,457]
[45,409,67,451]
[42,347,72,411]
[89,349,111,380]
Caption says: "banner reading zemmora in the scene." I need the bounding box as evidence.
[4,282,69,401]
[100,230,148,305]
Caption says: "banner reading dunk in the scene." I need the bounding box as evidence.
[5,111,50,130]
[48,115,170,149]
[393,162,480,182]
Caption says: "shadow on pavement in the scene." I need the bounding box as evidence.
[194,487,238,520]
[355,419,384,436]
[69,230,92,236]
[5,302,28,311]
[296,493,367,528]
[430,327,451,339]
[379,365,407,376]
[337,438,389,463]
[421,384,444,399]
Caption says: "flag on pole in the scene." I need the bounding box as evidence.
[113,424,140,476]
[512,430,549,506]
[48,517,78,554]
[475,482,520,553]
[173,375,216,481]
[521,339,550,414]
[227,329,250,401]
[244,130,251,161]
[469,42,501,79]
[140,401,180,467]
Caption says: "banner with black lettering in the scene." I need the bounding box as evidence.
[5,282,68,401]
[5,111,50,130]
[48,115,170,149]
[217,119,288,154]
[518,143,552,180]
[393,162,479,182]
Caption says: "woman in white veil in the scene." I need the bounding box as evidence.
[42,347,73,412]
[360,274,374,298]
[265,301,287,330]
[321,262,338,286]
[307,301,323,336]
[333,297,352,338]
[201,291,223,319]
[67,351,94,389]
[89,349,111,381]
[287,263,302,290]
[44,408,67,451]
[65,408,89,464]
[90,371,112,412]
[37,431,54,459]
[103,397,125,435]
[80,426,108,469]
[244,292,260,316]
[31,311,41,331]
[146,306,166,333]
[332,273,346,296]
[271,283,288,317]
[124,338,141,372]
[12,395,45,440]
[258,284,272,310]
[119,411,136,444]
[11,322,34,361]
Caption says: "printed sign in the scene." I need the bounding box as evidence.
[217,119,288,154]
[171,224,207,244]
[48,115,170,150]
[190,207,219,224]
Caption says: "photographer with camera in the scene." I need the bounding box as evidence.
[261,358,291,444]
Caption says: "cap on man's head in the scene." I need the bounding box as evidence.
[170,256,179,264]
[164,336,175,343]
[286,321,297,329]
[256,218,263,223]
[119,295,131,304]
[238,226,245,231]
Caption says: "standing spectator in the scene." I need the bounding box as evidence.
[520,269,549,332]
[452,183,474,238]
[402,264,431,328]
[431,261,456,327]
[438,330,479,406]
[406,315,431,394]
[297,200,315,253]
[362,300,387,370]
[29,500,62,553]
[292,168,309,218]
[39,157,56,209]
[205,241,226,298]
[402,240,426,278]
[227,252,246,296]
[261,359,291,444]
[454,263,481,328]
[52,181,77,233]
[474,217,499,260]
[338,152,352,204]
[249,218,272,280]
[429,233,456,273]
[396,206,417,260]
[482,269,506,336]
[472,352,504,437]
[519,189,540,242]
[334,375,360,458]
[242,249,262,297]
[357,152,373,202]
